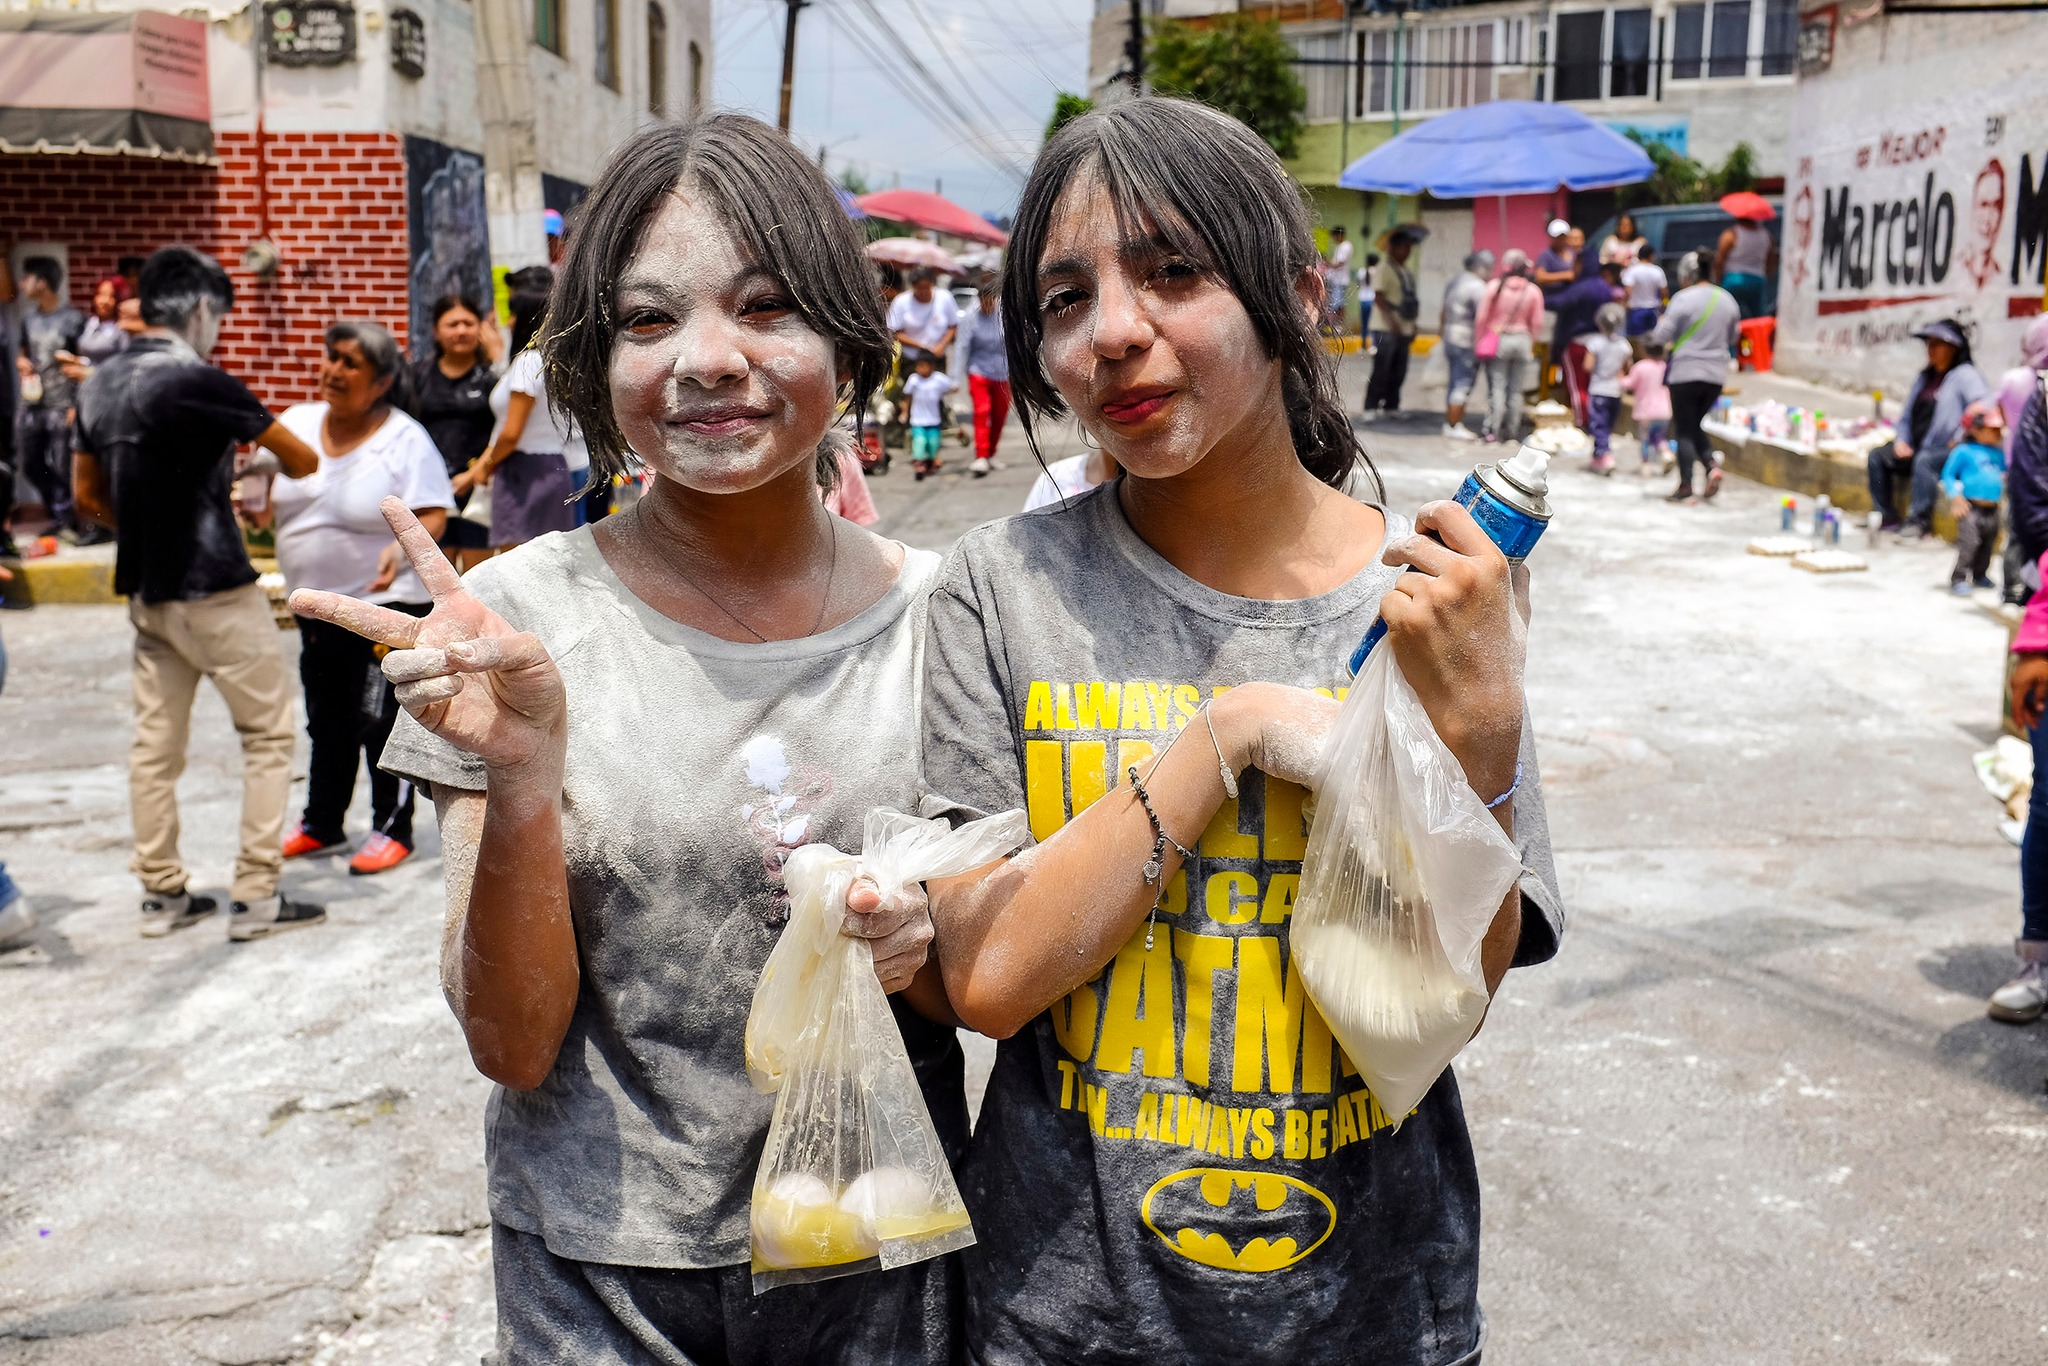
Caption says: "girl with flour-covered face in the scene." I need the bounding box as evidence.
[917,99,1564,1366]
[605,189,849,494]
[289,115,963,1361]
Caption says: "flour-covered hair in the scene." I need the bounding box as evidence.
[1001,96,1378,496]
[542,113,891,485]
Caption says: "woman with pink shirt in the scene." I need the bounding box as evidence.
[1621,340,1674,475]
[1995,562,2048,1023]
[1474,249,1545,443]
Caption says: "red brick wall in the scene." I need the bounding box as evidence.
[0,130,411,412]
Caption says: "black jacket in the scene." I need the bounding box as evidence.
[2008,377,2048,563]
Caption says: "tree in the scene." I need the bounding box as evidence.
[1620,135,1763,207]
[1046,92,1094,142]
[1146,14,1307,160]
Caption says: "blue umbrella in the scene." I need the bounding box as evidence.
[1337,101,1652,198]
[835,187,868,220]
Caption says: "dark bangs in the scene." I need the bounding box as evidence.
[1000,96,1376,494]
[541,114,893,482]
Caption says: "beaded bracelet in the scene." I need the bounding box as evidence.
[1484,761,1524,811]
[1128,763,1194,949]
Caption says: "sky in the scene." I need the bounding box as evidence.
[709,0,1096,221]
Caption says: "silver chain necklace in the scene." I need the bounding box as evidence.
[672,516,840,643]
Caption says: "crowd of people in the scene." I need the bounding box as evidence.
[8,89,2047,1366]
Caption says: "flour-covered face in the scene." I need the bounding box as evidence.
[608,186,844,492]
[1033,176,1287,480]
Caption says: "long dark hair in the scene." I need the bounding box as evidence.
[1000,97,1376,495]
[541,113,893,484]
[507,289,549,358]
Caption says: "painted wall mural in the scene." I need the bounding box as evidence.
[405,134,492,360]
[1777,27,2048,391]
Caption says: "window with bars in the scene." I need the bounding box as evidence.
[1290,30,1348,123]
[1670,0,1794,80]
[595,0,619,88]
[1553,11,1603,101]
[647,3,666,113]
[1610,8,1652,96]
[1353,19,1507,117]
[1760,0,1797,74]
[1552,7,1657,101]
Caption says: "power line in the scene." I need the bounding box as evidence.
[900,0,1027,138]
[840,0,1029,180]
[826,1,1029,185]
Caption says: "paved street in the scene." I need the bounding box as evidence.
[3,358,2046,1363]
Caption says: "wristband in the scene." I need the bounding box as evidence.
[1484,762,1523,811]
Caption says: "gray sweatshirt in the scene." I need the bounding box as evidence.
[1650,282,1742,386]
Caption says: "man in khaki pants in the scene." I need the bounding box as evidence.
[73,247,327,940]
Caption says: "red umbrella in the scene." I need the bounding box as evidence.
[853,189,1009,246]
[1718,191,1776,222]
[866,237,966,274]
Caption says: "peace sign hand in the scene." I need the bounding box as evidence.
[289,498,567,773]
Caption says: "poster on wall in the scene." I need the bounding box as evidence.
[1777,48,2048,390]
[405,135,492,361]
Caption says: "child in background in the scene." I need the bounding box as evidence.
[1622,340,1673,476]
[902,355,956,482]
[1943,400,2009,595]
[1621,244,1667,343]
[1582,303,1633,475]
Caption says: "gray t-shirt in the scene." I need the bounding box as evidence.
[921,484,1564,1366]
[381,525,965,1269]
[1649,282,1742,387]
[21,303,86,410]
[1441,272,1488,350]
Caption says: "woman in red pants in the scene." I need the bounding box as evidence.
[961,272,1010,477]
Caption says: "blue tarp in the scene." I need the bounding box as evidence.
[1337,101,1653,198]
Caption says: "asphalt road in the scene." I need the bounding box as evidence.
[3,359,2044,1363]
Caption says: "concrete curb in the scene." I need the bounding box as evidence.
[2,547,119,607]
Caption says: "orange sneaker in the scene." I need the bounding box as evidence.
[348,833,412,876]
[282,824,349,859]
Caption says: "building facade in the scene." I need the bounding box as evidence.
[1773,3,2048,391]
[0,0,709,410]
[1089,0,1797,317]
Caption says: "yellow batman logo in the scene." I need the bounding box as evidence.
[1140,1167,1336,1272]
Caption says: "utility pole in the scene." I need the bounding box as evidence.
[1339,0,1357,172]
[474,0,548,267]
[1125,0,1144,95]
[778,0,807,133]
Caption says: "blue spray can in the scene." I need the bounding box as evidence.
[1350,444,1554,674]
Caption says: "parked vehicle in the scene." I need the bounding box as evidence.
[1592,200,1783,314]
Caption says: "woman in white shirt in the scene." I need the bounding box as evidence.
[272,321,455,875]
[471,289,589,549]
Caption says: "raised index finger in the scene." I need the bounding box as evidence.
[380,496,464,601]
[288,589,427,647]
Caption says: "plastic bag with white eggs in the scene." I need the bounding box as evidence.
[744,806,1029,1292]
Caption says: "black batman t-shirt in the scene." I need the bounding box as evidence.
[921,486,1565,1366]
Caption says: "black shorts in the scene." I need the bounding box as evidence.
[489,1222,960,1365]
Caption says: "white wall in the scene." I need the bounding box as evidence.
[388,0,486,151]
[527,0,712,188]
[1775,8,2048,392]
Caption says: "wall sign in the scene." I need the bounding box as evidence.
[264,0,357,67]
[1797,5,1837,75]
[389,8,425,78]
